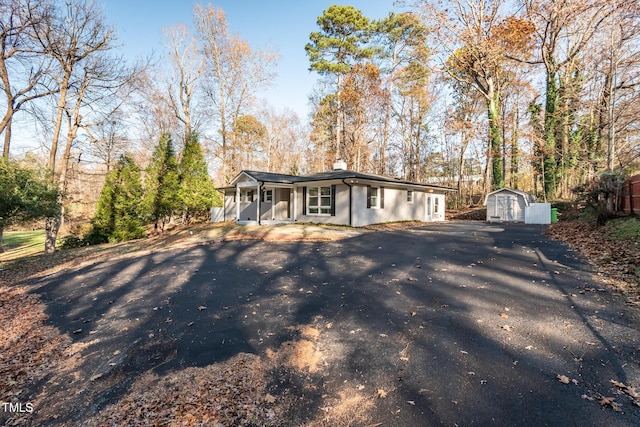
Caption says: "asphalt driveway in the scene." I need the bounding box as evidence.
[11,222,640,426]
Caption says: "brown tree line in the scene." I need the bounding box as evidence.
[0,1,307,252]
[2,0,640,247]
[306,1,640,203]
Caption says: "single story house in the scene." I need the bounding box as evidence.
[220,162,455,227]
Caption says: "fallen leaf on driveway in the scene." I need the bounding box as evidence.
[264,393,276,404]
[501,325,512,332]
[557,375,570,384]
[500,313,509,319]
[610,379,640,406]
[197,305,207,311]
[377,389,387,398]
[407,400,415,405]
[599,396,622,411]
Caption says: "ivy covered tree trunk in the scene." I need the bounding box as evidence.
[487,89,503,190]
[543,73,559,200]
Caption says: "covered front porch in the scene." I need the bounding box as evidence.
[233,184,296,225]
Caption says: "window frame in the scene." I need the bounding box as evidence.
[307,186,332,215]
[407,190,414,203]
[262,189,273,203]
[370,187,379,208]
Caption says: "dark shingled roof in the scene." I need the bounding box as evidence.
[233,170,455,191]
[242,170,306,183]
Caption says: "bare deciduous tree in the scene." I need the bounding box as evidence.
[193,3,279,182]
[0,0,57,157]
[31,0,138,254]
[164,23,203,149]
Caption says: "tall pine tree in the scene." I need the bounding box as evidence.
[305,5,374,164]
[91,154,145,243]
[143,133,179,230]
[178,132,221,223]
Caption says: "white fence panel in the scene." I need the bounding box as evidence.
[210,207,225,223]
[525,203,551,224]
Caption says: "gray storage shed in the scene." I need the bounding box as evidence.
[484,188,536,222]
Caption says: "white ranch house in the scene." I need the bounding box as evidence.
[220,163,455,227]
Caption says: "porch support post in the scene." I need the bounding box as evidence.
[236,186,240,220]
[270,187,274,220]
[257,183,261,224]
[293,187,297,222]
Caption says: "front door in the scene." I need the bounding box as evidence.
[426,195,432,222]
[279,188,291,219]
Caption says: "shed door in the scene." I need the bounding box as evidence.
[497,195,516,221]
[425,196,432,222]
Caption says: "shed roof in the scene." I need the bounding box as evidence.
[483,188,536,206]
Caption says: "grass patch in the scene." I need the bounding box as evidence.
[0,230,45,262]
[604,217,640,241]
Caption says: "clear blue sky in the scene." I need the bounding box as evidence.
[102,1,403,120]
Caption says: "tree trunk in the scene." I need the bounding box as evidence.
[1,55,13,158]
[457,132,468,208]
[511,103,519,189]
[336,73,342,164]
[543,73,558,200]
[2,115,12,158]
[0,226,4,253]
[45,216,60,255]
[49,76,70,170]
[487,89,503,189]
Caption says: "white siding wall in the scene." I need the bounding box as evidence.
[295,183,350,225]
[352,185,425,226]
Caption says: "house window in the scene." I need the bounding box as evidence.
[407,190,413,203]
[434,197,439,214]
[370,187,379,208]
[246,190,254,202]
[308,186,331,215]
[262,189,272,203]
[367,186,384,209]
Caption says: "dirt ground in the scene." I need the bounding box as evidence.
[2,221,640,426]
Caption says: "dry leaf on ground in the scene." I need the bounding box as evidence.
[599,396,622,412]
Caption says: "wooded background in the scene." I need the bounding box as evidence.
[1,0,639,243]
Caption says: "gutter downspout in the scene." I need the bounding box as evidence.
[342,179,352,226]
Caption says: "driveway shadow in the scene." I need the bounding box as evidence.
[9,222,640,426]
